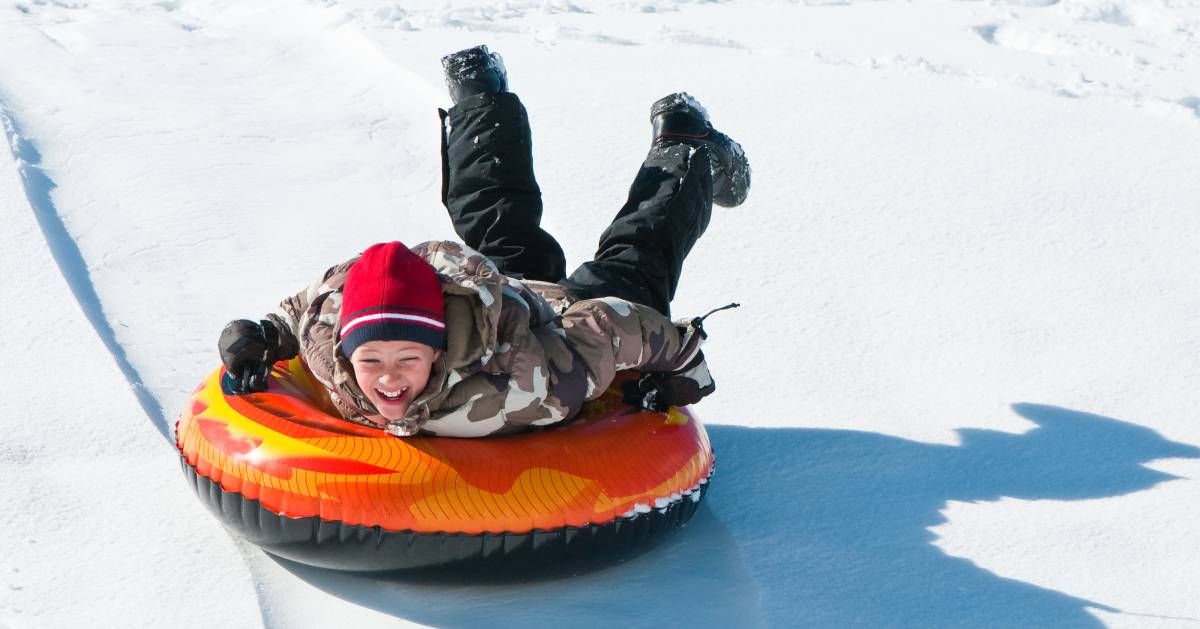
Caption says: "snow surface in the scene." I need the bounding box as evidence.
[2,0,1198,627]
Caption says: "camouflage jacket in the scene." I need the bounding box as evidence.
[266,241,694,438]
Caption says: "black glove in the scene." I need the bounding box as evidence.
[218,319,289,394]
[624,351,715,412]
[624,303,738,412]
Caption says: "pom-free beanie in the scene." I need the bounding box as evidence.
[338,242,446,357]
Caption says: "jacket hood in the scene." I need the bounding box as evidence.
[415,240,504,371]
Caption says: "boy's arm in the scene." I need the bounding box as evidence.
[547,297,715,412]
[558,297,687,394]
[218,261,350,392]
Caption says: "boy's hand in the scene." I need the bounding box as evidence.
[624,352,715,412]
[218,319,286,394]
[623,304,737,412]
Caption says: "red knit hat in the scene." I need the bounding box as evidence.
[339,242,445,357]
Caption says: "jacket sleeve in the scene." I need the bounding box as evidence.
[554,296,690,402]
[473,295,690,432]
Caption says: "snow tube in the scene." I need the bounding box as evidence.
[175,358,714,571]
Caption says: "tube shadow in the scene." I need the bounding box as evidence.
[272,403,1198,627]
[271,498,764,628]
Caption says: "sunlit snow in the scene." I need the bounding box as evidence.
[2,1,1198,627]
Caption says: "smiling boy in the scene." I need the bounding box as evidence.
[217,45,750,438]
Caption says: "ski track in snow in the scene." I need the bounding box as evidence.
[2,1,444,625]
[0,102,170,439]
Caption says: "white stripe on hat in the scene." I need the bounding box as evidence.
[340,312,446,338]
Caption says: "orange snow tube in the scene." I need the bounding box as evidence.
[176,358,714,571]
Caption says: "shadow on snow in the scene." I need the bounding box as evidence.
[271,403,1199,627]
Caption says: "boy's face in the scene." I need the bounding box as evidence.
[349,340,440,422]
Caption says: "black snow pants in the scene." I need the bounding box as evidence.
[440,92,713,318]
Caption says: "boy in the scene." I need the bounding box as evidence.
[218,45,750,438]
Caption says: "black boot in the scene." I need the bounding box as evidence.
[651,92,751,208]
[441,45,508,105]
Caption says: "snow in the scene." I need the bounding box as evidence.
[1,0,1198,627]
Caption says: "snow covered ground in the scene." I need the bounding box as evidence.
[2,0,1198,627]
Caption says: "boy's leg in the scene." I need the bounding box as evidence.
[559,143,714,318]
[558,93,749,318]
[441,91,566,282]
